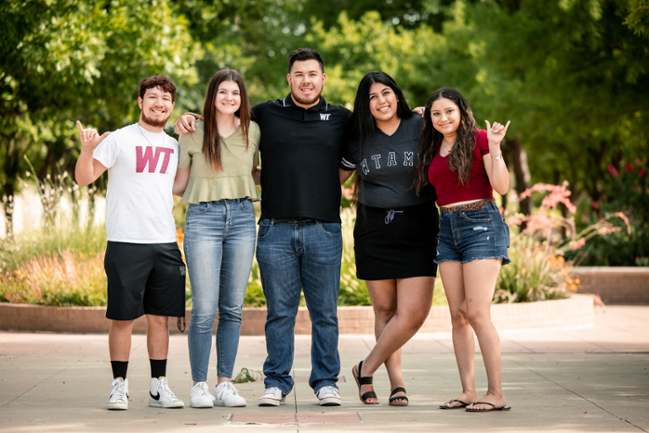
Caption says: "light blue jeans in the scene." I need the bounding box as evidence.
[185,199,256,381]
[256,219,342,394]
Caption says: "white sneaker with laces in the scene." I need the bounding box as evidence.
[213,382,247,407]
[316,385,341,406]
[258,387,285,406]
[149,377,185,408]
[190,382,214,408]
[108,378,129,410]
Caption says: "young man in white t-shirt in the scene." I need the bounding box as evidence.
[76,76,186,410]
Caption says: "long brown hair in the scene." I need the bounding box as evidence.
[414,87,477,195]
[201,69,251,170]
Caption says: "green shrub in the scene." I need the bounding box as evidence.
[0,248,107,306]
[495,228,575,303]
[498,182,630,303]
[564,160,648,266]
[564,219,649,266]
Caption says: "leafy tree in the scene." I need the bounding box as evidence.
[466,0,649,205]
[0,0,200,234]
[305,11,459,108]
[173,0,306,108]
[300,0,456,30]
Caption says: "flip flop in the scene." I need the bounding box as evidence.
[466,401,511,412]
[389,387,408,406]
[439,399,471,409]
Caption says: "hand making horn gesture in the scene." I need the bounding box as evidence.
[485,120,511,147]
[76,120,110,150]
[485,120,511,160]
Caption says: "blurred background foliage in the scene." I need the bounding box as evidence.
[1,0,648,267]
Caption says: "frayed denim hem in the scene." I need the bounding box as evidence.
[435,256,511,266]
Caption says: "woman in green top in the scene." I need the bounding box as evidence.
[173,69,260,409]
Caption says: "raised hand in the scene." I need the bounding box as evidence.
[485,120,510,147]
[77,120,110,150]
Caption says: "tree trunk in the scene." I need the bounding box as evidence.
[505,137,532,216]
[1,138,20,237]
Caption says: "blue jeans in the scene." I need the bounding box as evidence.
[185,199,256,381]
[256,219,342,394]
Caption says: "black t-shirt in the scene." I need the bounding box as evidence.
[340,115,436,208]
[252,94,351,223]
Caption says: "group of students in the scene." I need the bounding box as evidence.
[76,47,511,413]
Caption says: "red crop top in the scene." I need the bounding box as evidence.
[427,129,494,207]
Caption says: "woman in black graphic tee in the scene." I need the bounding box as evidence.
[340,71,438,406]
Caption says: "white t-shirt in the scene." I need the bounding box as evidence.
[93,123,178,243]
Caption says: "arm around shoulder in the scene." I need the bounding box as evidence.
[339,168,353,185]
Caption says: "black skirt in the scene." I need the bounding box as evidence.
[353,200,439,281]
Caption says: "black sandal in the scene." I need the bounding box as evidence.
[466,401,511,412]
[352,361,379,404]
[389,387,409,406]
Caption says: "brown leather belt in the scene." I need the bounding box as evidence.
[273,217,314,223]
[441,199,492,213]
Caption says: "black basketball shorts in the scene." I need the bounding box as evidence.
[104,241,186,321]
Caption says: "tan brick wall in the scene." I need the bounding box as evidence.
[0,294,594,334]
[572,267,649,304]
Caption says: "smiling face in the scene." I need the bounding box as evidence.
[368,82,399,126]
[214,80,241,116]
[138,86,174,129]
[430,98,461,137]
[287,59,326,109]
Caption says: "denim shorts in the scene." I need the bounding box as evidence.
[435,200,511,265]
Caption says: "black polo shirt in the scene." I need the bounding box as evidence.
[252,93,351,223]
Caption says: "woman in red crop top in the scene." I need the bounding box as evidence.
[414,87,512,412]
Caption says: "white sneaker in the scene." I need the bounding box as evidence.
[149,377,184,408]
[213,382,247,407]
[316,385,341,406]
[190,382,214,408]
[258,387,285,406]
[108,378,129,410]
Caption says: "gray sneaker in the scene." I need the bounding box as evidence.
[258,387,285,406]
[316,386,341,406]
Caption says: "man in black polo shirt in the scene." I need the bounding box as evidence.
[175,48,350,407]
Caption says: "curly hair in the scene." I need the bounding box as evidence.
[414,87,476,195]
[139,75,176,102]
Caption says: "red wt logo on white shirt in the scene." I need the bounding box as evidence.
[135,147,174,173]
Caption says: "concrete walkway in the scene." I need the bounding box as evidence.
[1,305,648,433]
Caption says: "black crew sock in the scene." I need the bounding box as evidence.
[111,361,128,380]
[150,359,167,378]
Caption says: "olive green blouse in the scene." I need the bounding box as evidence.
[178,119,260,204]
